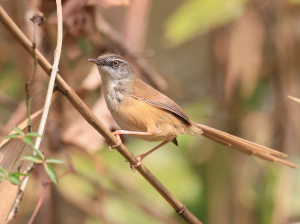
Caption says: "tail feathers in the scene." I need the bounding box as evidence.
[193,123,298,169]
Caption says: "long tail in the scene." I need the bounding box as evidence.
[192,122,298,169]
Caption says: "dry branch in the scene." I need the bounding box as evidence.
[0,5,202,224]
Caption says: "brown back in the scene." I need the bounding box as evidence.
[127,79,191,125]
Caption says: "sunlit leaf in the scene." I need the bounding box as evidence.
[164,0,247,47]
[3,134,20,140]
[44,164,58,184]
[9,172,30,177]
[12,126,24,135]
[46,158,64,164]
[0,166,7,175]
[22,136,33,146]
[31,147,44,160]
[21,155,43,163]
[7,175,21,186]
[25,132,42,138]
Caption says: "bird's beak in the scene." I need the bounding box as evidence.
[88,58,102,65]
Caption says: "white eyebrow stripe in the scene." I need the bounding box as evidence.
[108,58,126,63]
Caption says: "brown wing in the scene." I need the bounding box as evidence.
[127,79,191,124]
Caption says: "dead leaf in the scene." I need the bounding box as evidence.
[0,110,42,223]
[0,92,59,222]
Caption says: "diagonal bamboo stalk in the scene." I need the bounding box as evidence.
[0,6,202,224]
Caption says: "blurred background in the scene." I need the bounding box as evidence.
[0,0,300,223]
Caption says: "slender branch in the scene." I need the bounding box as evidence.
[27,184,47,224]
[27,169,74,224]
[26,11,45,133]
[0,6,202,224]
[25,83,32,132]
[34,3,62,153]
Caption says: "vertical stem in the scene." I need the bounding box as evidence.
[26,22,38,133]
[27,185,47,224]
[25,83,32,132]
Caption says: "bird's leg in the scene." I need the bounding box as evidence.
[107,130,153,152]
[130,140,170,171]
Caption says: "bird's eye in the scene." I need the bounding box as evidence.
[112,61,119,67]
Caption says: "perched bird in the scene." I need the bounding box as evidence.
[89,54,298,170]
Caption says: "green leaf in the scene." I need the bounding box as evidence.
[0,166,7,175]
[9,172,30,177]
[0,166,7,174]
[22,136,34,145]
[44,164,58,184]
[12,126,24,135]
[7,175,22,186]
[46,158,64,164]
[31,147,44,160]
[164,0,247,47]
[3,134,20,140]
[21,155,43,163]
[25,132,42,138]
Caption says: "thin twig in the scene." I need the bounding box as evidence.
[25,83,32,133]
[0,6,202,224]
[26,11,45,133]
[27,169,73,224]
[34,3,62,153]
[27,184,47,224]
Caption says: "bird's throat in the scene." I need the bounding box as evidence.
[102,80,127,113]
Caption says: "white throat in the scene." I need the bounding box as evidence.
[98,68,125,113]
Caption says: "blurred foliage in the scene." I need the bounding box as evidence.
[288,0,300,4]
[164,0,247,47]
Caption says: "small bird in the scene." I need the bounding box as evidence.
[89,54,298,170]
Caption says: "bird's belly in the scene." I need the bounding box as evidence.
[111,98,188,142]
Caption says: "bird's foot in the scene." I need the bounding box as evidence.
[125,155,143,172]
[130,156,142,172]
[106,132,122,152]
